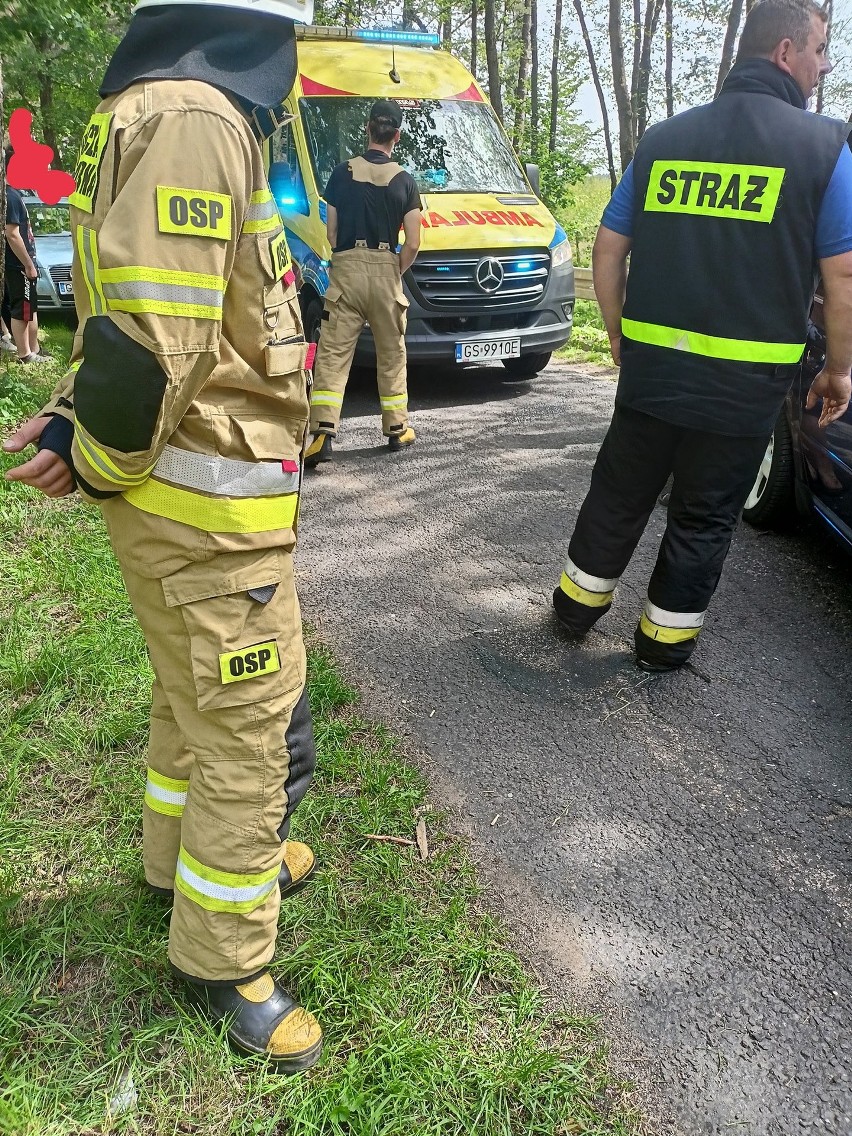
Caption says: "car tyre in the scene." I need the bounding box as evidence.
[502,351,551,377]
[303,296,324,346]
[742,409,795,528]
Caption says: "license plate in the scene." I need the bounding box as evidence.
[58,281,73,296]
[455,338,521,362]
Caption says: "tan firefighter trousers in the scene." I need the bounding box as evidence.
[310,247,410,436]
[116,542,314,984]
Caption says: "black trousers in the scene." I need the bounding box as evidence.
[555,404,770,666]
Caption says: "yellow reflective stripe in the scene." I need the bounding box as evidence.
[175,845,279,914]
[123,479,298,533]
[74,422,155,486]
[559,571,614,608]
[105,298,222,319]
[76,225,102,315]
[144,767,189,818]
[99,266,225,290]
[644,160,784,223]
[242,214,281,234]
[250,189,275,205]
[69,360,82,373]
[311,390,344,407]
[639,613,701,644]
[380,395,408,408]
[621,319,804,364]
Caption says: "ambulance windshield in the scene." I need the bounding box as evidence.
[300,98,531,196]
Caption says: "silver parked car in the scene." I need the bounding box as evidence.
[22,193,75,315]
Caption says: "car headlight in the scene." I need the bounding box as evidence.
[551,238,572,269]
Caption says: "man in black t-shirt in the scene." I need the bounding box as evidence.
[306,99,422,466]
[4,182,47,363]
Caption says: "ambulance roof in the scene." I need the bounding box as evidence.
[295,38,484,102]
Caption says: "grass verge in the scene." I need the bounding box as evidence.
[0,323,642,1135]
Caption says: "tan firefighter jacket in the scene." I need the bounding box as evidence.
[41,79,310,577]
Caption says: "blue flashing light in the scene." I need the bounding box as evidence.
[354,28,441,46]
[436,266,451,272]
[277,196,297,206]
[514,260,533,271]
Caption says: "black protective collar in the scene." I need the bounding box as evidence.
[100,5,297,112]
[719,58,807,110]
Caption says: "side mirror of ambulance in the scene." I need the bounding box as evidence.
[525,163,541,196]
[268,161,310,217]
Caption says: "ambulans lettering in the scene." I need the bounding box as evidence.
[69,113,113,213]
[157,186,233,239]
[420,209,544,228]
[219,640,281,685]
[645,161,784,223]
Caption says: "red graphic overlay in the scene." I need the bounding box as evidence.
[6,108,76,204]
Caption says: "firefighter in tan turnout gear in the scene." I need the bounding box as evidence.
[4,0,324,1072]
[305,99,422,465]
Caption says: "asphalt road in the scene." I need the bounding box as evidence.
[295,360,852,1136]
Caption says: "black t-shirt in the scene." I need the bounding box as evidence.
[5,187,36,271]
[324,150,421,252]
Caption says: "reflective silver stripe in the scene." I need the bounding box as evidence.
[244,198,279,226]
[79,227,105,316]
[101,279,223,309]
[564,556,619,594]
[145,778,187,808]
[176,858,277,905]
[153,444,300,497]
[380,395,408,408]
[644,600,706,629]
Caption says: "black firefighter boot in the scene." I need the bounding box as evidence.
[192,971,323,1072]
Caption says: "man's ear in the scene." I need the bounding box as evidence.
[770,36,796,74]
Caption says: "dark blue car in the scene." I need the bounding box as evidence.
[743,293,852,549]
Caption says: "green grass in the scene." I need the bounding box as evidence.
[554,178,617,368]
[0,323,643,1134]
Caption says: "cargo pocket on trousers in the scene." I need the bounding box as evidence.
[161,550,301,711]
[394,293,410,334]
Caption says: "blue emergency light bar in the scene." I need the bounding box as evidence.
[296,25,440,47]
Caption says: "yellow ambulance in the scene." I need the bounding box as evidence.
[268,25,575,376]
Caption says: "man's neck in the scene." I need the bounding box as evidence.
[367,141,394,157]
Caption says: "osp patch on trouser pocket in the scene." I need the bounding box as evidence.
[161,548,302,711]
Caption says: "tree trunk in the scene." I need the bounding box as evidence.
[609,0,636,169]
[471,0,478,80]
[530,0,539,157]
[630,0,641,125]
[484,0,504,120]
[716,0,744,96]
[574,0,618,189]
[664,0,674,117]
[442,0,452,50]
[549,0,563,153]
[38,65,61,172]
[636,0,663,139]
[816,0,832,114]
[512,0,531,150]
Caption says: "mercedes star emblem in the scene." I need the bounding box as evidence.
[475,256,504,293]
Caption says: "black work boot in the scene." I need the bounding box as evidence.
[388,425,416,452]
[192,971,323,1072]
[304,431,334,467]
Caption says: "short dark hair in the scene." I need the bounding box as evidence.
[737,0,826,58]
[368,118,398,146]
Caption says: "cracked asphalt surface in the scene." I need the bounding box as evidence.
[295,360,852,1136]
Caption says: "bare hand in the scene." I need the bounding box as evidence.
[609,333,622,367]
[4,416,74,497]
[25,262,39,281]
[805,367,852,429]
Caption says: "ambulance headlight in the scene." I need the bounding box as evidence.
[551,238,572,269]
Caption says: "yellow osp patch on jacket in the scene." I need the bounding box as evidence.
[219,640,280,684]
[156,186,233,239]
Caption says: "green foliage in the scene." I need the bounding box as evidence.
[0,0,134,168]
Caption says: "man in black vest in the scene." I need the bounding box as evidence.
[552,0,852,672]
[305,99,422,465]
